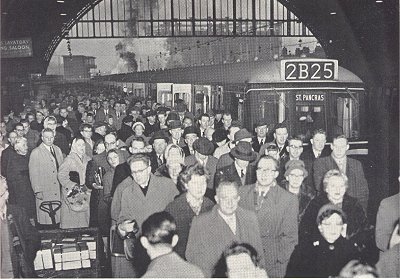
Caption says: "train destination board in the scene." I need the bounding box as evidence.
[281,59,338,81]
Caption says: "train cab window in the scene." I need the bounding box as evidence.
[330,96,361,139]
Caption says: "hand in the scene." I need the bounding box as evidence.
[35,192,44,200]
[119,220,136,233]
[92,183,104,190]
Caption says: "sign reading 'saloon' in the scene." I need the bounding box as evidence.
[1,38,33,58]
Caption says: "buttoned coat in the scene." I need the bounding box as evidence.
[165,194,214,259]
[313,155,369,211]
[184,155,218,190]
[29,143,64,224]
[238,184,299,278]
[58,152,91,229]
[117,174,179,228]
[185,205,265,277]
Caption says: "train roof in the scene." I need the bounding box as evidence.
[104,58,363,85]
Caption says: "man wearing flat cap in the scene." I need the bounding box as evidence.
[182,126,200,157]
[168,120,186,148]
[216,128,253,170]
[185,137,218,196]
[214,141,257,188]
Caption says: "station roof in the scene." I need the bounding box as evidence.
[1,0,398,87]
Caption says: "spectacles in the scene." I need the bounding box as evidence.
[289,174,304,178]
[83,130,92,133]
[321,222,343,227]
[131,167,149,175]
[257,168,277,174]
[105,141,116,145]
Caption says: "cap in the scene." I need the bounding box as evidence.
[93,121,108,129]
[193,138,214,155]
[233,128,253,142]
[146,110,157,117]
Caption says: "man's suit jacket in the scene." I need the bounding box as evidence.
[95,107,115,122]
[149,150,164,173]
[29,143,64,224]
[252,137,267,153]
[300,146,331,194]
[239,184,299,278]
[185,205,265,277]
[214,162,256,189]
[313,155,369,212]
[168,136,186,148]
[185,155,218,190]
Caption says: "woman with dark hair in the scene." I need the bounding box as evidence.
[164,163,214,259]
[286,204,362,277]
[214,242,268,278]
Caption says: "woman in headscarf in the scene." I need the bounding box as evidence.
[5,137,36,221]
[58,137,91,229]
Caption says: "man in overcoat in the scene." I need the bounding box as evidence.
[238,155,299,278]
[29,128,64,228]
[186,181,264,277]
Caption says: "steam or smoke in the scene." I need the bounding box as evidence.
[115,42,138,72]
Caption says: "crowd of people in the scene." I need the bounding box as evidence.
[0,83,399,278]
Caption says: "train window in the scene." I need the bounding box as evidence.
[331,96,361,139]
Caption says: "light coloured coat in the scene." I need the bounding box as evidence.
[29,143,64,224]
[58,152,91,229]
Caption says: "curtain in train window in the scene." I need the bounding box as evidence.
[335,96,360,139]
[260,93,279,125]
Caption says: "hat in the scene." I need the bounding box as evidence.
[93,121,108,129]
[168,120,182,130]
[149,130,169,145]
[122,115,134,124]
[146,110,157,117]
[132,121,145,130]
[230,142,258,162]
[234,128,253,143]
[316,204,347,225]
[212,128,228,143]
[157,107,169,114]
[176,103,187,112]
[284,160,308,177]
[183,126,200,138]
[166,112,180,122]
[193,138,214,156]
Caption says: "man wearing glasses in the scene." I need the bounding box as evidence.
[239,155,299,278]
[112,153,179,277]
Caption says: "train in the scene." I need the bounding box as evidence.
[95,58,367,153]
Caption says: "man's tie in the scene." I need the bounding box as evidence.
[240,169,245,178]
[50,146,59,170]
[157,155,163,165]
[260,139,264,145]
